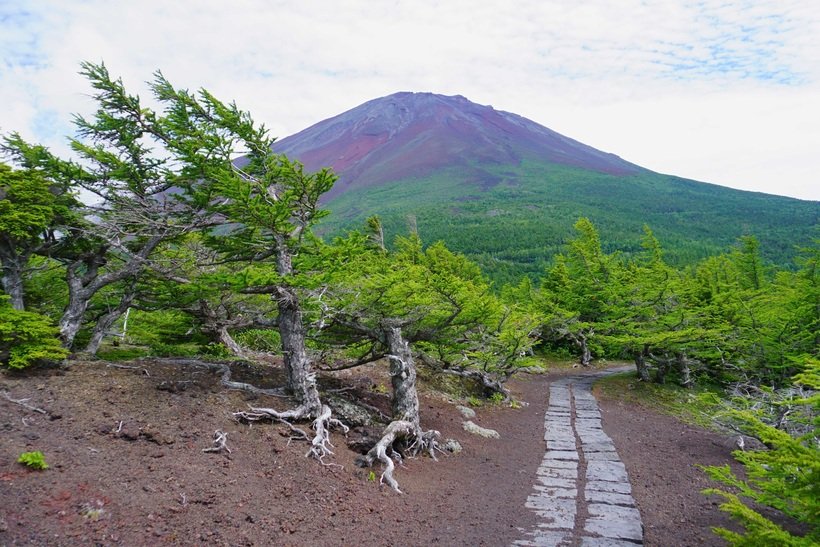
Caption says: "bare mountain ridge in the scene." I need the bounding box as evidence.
[272,92,643,200]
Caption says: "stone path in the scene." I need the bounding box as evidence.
[515,368,644,546]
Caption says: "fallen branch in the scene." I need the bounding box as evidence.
[202,430,232,454]
[106,363,150,376]
[1,390,48,415]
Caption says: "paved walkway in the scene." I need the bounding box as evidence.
[515,368,644,546]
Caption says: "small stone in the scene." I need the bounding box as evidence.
[462,420,500,439]
[456,405,476,419]
[119,424,140,441]
[441,438,462,453]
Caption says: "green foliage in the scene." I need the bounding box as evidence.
[489,392,506,405]
[17,451,48,470]
[701,490,815,546]
[701,359,820,545]
[318,230,537,384]
[0,164,64,239]
[96,345,150,361]
[466,395,483,407]
[0,297,67,369]
[594,372,721,428]
[122,309,204,357]
[234,329,281,353]
[319,161,818,285]
[22,256,68,318]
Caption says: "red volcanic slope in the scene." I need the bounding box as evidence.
[272,92,642,200]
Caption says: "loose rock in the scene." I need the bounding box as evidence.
[462,420,500,439]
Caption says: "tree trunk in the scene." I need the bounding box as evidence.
[384,325,420,424]
[217,327,244,357]
[272,236,322,411]
[676,352,694,389]
[59,268,90,348]
[654,354,670,384]
[634,346,650,382]
[579,334,592,367]
[0,249,27,310]
[358,325,438,493]
[276,284,321,412]
[84,282,137,355]
[60,237,161,349]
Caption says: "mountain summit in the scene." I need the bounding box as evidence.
[272,92,641,199]
[271,92,816,283]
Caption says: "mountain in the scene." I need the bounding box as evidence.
[272,92,819,284]
[273,92,642,200]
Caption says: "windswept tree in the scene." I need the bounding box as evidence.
[317,231,537,490]
[2,62,231,347]
[201,146,342,459]
[607,226,713,385]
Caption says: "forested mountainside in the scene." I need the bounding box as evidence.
[272,92,818,284]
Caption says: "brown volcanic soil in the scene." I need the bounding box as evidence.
[0,359,786,546]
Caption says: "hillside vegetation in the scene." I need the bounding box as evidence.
[322,160,818,285]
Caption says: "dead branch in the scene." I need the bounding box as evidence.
[1,390,48,415]
[144,358,287,397]
[202,430,232,454]
[106,363,150,376]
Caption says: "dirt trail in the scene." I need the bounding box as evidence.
[0,360,765,546]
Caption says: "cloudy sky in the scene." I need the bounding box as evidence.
[1,0,818,200]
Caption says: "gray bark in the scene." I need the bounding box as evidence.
[676,352,694,388]
[217,327,244,357]
[0,250,26,310]
[59,236,162,348]
[634,346,650,382]
[268,234,323,414]
[84,280,138,355]
[194,299,255,359]
[384,325,420,424]
[579,334,592,367]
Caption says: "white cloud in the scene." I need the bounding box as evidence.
[1,0,818,199]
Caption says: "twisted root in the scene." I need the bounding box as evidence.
[357,420,440,493]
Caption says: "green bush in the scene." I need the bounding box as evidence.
[125,309,200,348]
[17,451,48,470]
[0,297,68,369]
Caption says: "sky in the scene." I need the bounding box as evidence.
[1,0,818,200]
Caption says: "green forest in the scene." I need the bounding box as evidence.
[1,64,817,543]
[320,160,819,286]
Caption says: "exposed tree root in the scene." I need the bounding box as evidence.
[234,403,349,461]
[136,358,348,462]
[356,420,440,493]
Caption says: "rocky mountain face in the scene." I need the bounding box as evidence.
[272,92,642,200]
